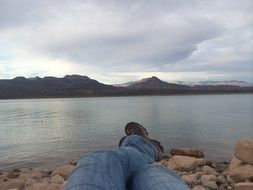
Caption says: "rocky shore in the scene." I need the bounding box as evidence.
[0,138,252,190]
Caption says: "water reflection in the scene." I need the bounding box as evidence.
[0,94,252,170]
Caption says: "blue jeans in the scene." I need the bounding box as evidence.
[66,135,189,190]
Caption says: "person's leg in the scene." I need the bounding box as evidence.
[129,163,189,190]
[65,135,159,190]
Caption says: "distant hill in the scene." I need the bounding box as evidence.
[126,76,187,89]
[0,75,116,99]
[0,75,252,99]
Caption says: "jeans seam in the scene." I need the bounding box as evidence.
[106,151,117,190]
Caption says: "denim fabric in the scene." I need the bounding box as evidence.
[66,135,189,190]
[130,164,189,190]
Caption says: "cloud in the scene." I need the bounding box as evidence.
[0,0,252,83]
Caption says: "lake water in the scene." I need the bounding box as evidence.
[0,94,252,171]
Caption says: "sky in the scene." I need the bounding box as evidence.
[0,0,253,84]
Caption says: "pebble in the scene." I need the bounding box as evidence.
[25,178,38,187]
[192,185,205,190]
[217,175,227,184]
[51,174,65,184]
[202,165,218,175]
[200,175,218,189]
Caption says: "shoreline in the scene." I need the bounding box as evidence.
[0,149,234,190]
[0,153,232,173]
[0,91,253,101]
[1,139,253,189]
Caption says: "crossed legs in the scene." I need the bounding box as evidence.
[66,135,189,190]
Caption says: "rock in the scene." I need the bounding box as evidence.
[170,148,204,158]
[40,177,51,184]
[59,181,67,190]
[0,179,25,190]
[18,173,30,181]
[164,156,206,172]
[216,162,229,173]
[203,165,218,175]
[6,188,19,190]
[234,139,253,165]
[195,158,207,166]
[26,183,61,190]
[200,175,218,189]
[235,182,253,190]
[230,157,245,171]
[24,178,38,189]
[229,163,253,182]
[19,170,44,182]
[201,174,216,182]
[51,174,65,184]
[69,157,79,166]
[0,174,7,182]
[203,181,218,189]
[194,171,205,179]
[227,175,235,183]
[211,163,217,168]
[222,170,229,176]
[182,174,198,185]
[192,185,206,190]
[52,164,75,178]
[219,183,230,189]
[217,175,227,184]
[7,169,20,179]
[194,167,202,172]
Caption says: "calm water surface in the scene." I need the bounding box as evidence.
[0,94,252,171]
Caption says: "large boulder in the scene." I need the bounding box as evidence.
[164,155,206,172]
[229,157,244,171]
[229,164,253,182]
[52,164,75,178]
[235,182,253,190]
[170,148,204,158]
[234,139,253,165]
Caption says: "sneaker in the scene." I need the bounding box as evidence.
[120,122,164,161]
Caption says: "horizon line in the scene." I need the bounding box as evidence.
[0,74,252,85]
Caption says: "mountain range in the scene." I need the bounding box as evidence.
[116,77,253,88]
[0,75,252,99]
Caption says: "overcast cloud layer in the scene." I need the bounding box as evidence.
[0,0,252,83]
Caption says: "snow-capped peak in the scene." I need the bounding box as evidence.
[172,80,253,87]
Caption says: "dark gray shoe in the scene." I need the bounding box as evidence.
[119,122,164,161]
[125,122,149,137]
